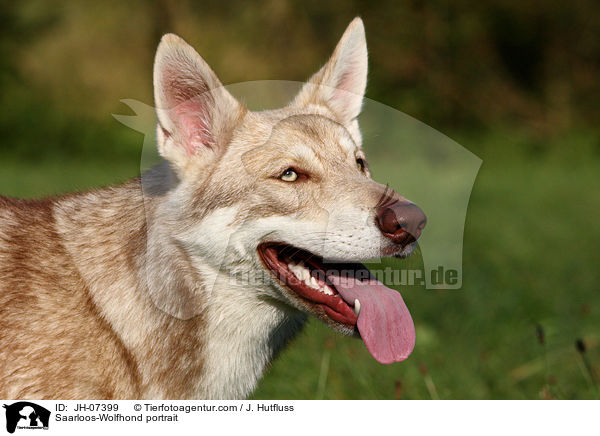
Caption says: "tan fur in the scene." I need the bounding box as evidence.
[0,18,414,399]
[0,185,211,398]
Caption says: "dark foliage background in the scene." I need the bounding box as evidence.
[1,0,599,159]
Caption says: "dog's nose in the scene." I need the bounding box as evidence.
[376,200,427,247]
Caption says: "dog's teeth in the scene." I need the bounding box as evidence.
[305,276,319,290]
[287,261,336,295]
[289,263,309,282]
[288,263,301,279]
[353,299,361,316]
[321,285,334,296]
[309,276,320,289]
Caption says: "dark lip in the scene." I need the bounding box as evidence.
[257,242,361,326]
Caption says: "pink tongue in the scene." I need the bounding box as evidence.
[328,274,415,364]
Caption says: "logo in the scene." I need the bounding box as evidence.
[2,402,50,434]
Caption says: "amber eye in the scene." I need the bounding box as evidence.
[280,168,299,182]
[356,158,366,172]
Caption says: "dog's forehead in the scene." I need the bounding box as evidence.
[269,113,357,154]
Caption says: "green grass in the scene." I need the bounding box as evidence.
[0,158,139,199]
[1,135,598,399]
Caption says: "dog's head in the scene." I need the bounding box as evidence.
[152,18,426,363]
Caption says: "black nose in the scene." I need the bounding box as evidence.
[376,200,427,247]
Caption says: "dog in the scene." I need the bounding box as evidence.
[3,403,50,433]
[0,18,426,399]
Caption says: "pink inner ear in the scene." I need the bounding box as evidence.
[174,98,214,155]
[333,68,360,102]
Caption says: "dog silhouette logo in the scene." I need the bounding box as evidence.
[3,402,50,433]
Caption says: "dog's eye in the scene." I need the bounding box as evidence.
[356,158,366,172]
[280,168,299,182]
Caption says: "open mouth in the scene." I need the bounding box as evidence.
[258,243,363,327]
[257,242,416,364]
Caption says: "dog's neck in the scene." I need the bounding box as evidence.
[191,275,305,399]
[55,178,304,399]
[140,226,306,399]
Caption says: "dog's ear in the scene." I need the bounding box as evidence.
[293,17,367,125]
[153,34,243,171]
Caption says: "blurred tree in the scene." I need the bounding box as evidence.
[1,0,599,159]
